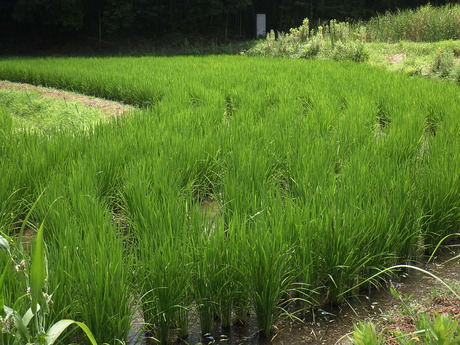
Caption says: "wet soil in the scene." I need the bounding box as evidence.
[270,246,460,345]
[128,246,459,345]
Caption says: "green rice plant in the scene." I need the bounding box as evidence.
[140,240,191,344]
[27,161,133,344]
[0,188,24,242]
[416,96,460,247]
[246,206,296,337]
[188,207,239,334]
[67,168,132,344]
[122,157,193,343]
[207,228,235,330]
[249,237,294,337]
[0,54,460,343]
[190,240,218,335]
[223,213,252,326]
[0,106,12,136]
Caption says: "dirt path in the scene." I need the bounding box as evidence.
[0,80,134,117]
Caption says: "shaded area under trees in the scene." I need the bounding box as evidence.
[0,0,456,54]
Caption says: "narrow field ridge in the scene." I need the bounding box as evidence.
[0,80,134,117]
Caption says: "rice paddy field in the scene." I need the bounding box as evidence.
[0,55,459,344]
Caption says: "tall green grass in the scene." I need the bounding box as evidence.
[367,4,460,42]
[0,55,459,342]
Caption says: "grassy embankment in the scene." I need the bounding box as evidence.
[0,53,459,344]
[0,85,120,133]
[246,4,460,81]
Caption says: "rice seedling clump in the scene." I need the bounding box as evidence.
[0,55,459,343]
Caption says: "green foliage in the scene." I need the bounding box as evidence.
[29,221,45,315]
[431,49,456,78]
[0,107,12,136]
[331,40,369,62]
[367,4,460,43]
[0,226,99,345]
[0,88,109,133]
[359,287,460,345]
[247,17,370,61]
[0,55,459,343]
[247,4,460,71]
[416,313,460,345]
[351,321,384,345]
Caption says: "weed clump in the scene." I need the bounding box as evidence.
[431,49,456,78]
[247,19,370,62]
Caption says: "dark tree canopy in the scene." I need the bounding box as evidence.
[0,0,456,52]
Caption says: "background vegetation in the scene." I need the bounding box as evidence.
[247,4,460,82]
[0,0,458,54]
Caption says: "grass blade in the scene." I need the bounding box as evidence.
[45,319,99,345]
[30,220,46,314]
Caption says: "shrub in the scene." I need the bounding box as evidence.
[431,49,455,78]
[300,34,322,58]
[330,41,369,63]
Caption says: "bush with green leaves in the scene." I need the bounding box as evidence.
[247,17,368,61]
[431,49,456,78]
[331,40,369,63]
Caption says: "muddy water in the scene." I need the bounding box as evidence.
[128,246,459,345]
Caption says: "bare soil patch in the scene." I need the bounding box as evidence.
[388,53,406,63]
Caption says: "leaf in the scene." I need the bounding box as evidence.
[5,306,31,342]
[18,189,46,259]
[0,263,8,317]
[389,286,399,299]
[30,220,46,314]
[0,234,10,253]
[45,319,98,345]
[22,304,40,327]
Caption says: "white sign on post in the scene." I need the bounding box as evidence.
[256,13,266,38]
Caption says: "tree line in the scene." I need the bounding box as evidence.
[0,0,456,43]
